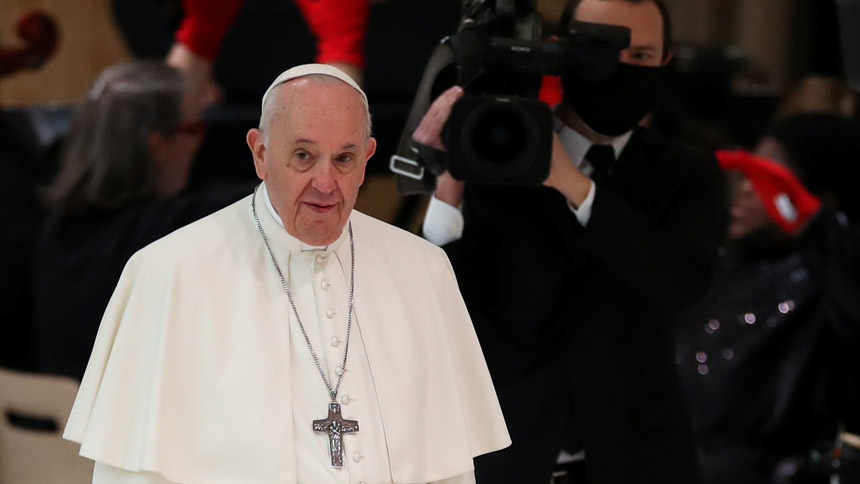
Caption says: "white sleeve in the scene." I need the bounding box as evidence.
[430,470,477,484]
[422,195,465,246]
[92,462,176,484]
[567,180,596,226]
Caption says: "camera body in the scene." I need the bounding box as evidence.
[422,0,631,185]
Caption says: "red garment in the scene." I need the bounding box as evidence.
[175,0,368,66]
[716,149,821,234]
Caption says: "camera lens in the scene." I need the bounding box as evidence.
[447,95,552,184]
[471,107,528,164]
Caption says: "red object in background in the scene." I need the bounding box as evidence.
[0,11,59,78]
[539,75,563,107]
[175,0,368,66]
[716,149,822,234]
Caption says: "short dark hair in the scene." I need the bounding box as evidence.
[562,0,673,61]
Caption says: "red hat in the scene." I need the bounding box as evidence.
[716,149,821,234]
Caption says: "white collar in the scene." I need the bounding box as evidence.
[553,116,632,173]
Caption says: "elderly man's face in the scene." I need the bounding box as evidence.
[247,77,376,246]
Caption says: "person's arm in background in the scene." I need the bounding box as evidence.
[167,0,370,121]
[293,0,369,86]
[167,0,244,121]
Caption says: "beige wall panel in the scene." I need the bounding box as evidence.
[0,0,130,106]
[737,0,794,88]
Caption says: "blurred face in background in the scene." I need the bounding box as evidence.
[726,171,772,240]
[148,95,207,198]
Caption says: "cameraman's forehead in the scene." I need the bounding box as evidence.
[573,0,664,48]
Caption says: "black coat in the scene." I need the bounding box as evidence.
[31,186,251,380]
[676,211,860,483]
[444,127,728,484]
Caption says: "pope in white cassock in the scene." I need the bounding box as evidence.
[64,64,510,484]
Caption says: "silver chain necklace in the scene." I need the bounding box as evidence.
[251,186,359,468]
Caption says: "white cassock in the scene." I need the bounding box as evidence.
[64,183,510,484]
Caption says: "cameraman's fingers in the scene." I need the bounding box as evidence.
[412,86,464,151]
[544,133,591,207]
[435,172,466,207]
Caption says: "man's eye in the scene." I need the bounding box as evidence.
[336,154,354,163]
[296,151,311,161]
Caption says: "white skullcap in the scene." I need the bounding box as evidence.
[260,63,367,112]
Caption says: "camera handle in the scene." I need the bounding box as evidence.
[391,38,458,195]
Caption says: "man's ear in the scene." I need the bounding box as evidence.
[359,137,377,186]
[247,128,267,180]
[366,137,377,161]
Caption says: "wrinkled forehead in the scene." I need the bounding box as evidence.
[260,75,372,142]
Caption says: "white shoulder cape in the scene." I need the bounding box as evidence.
[64,191,509,484]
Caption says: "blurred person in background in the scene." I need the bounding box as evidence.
[676,140,860,483]
[31,60,250,379]
[0,105,42,372]
[756,112,860,223]
[0,10,61,371]
[774,75,858,121]
[165,0,369,123]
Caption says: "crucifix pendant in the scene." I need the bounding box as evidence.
[313,402,359,468]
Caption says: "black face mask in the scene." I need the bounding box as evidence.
[561,63,662,137]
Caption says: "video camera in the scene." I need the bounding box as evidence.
[390,0,630,192]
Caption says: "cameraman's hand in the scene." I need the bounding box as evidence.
[413,86,466,207]
[435,172,465,208]
[544,133,592,208]
[412,86,464,150]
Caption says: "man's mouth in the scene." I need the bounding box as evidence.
[304,201,336,213]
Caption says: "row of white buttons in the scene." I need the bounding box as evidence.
[315,249,329,290]
[315,251,361,474]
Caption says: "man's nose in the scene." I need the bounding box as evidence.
[311,159,337,194]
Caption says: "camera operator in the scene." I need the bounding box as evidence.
[412,0,728,483]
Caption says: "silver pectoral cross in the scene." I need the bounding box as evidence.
[313,402,359,468]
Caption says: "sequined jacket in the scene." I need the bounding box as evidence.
[676,210,860,478]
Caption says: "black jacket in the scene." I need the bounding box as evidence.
[677,210,860,482]
[31,186,251,379]
[445,126,728,484]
